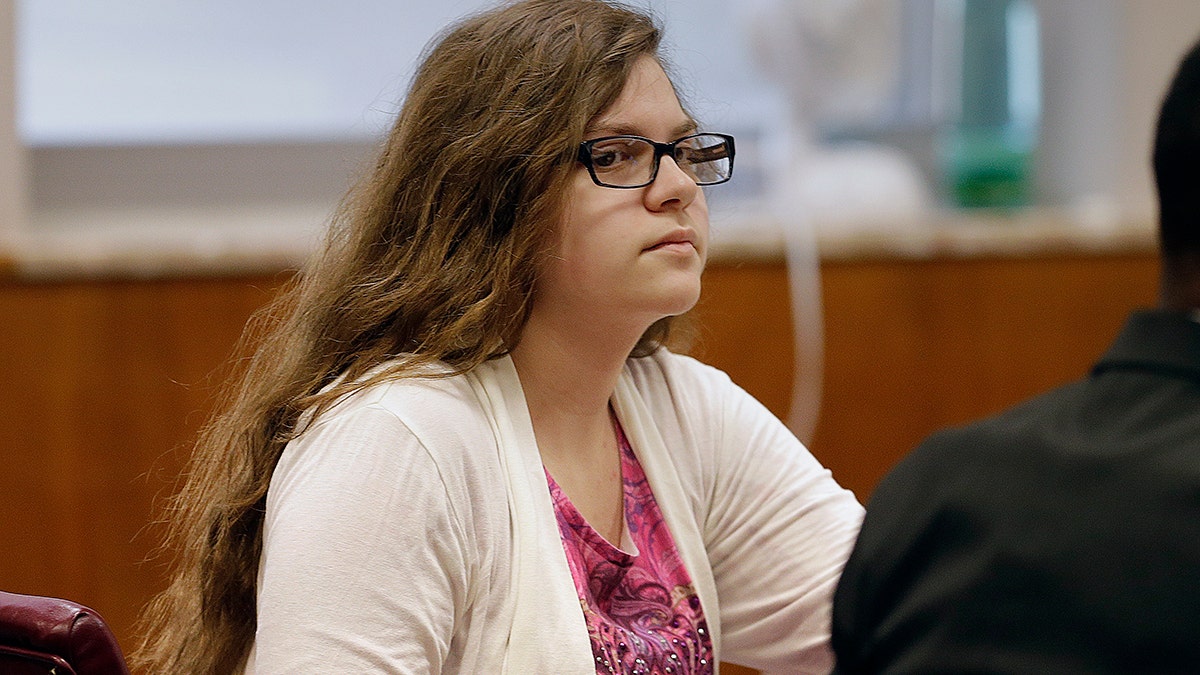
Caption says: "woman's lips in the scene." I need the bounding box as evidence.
[646,240,695,253]
[644,229,697,253]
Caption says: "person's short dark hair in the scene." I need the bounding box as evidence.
[1153,35,1200,255]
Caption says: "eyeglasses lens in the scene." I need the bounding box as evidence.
[675,135,732,185]
[589,138,656,187]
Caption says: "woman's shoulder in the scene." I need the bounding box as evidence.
[622,348,791,459]
[275,365,509,522]
[305,364,498,458]
[624,348,744,412]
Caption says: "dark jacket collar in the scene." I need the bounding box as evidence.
[1092,309,1200,381]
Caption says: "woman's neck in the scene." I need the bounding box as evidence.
[508,308,645,457]
[511,324,628,425]
[509,313,642,544]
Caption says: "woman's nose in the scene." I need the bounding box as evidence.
[645,155,700,210]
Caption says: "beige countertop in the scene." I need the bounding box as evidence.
[712,207,1157,263]
[0,205,1158,281]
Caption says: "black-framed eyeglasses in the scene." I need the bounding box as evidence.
[576,132,736,189]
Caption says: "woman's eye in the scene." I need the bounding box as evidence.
[592,150,624,168]
[590,142,639,170]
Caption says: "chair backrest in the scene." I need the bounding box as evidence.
[0,591,131,675]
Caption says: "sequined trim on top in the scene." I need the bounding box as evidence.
[546,418,714,675]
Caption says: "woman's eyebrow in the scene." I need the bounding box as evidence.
[672,120,700,137]
[585,119,699,139]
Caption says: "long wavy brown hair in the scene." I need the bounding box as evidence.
[133,1,673,672]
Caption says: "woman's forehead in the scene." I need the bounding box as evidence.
[585,57,694,138]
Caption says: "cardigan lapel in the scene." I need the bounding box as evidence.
[467,356,594,674]
[612,365,723,667]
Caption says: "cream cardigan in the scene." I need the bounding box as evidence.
[245,351,863,674]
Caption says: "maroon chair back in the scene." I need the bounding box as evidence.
[0,591,130,675]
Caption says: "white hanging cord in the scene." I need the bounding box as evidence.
[782,208,825,446]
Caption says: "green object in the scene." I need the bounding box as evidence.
[947,125,1034,209]
[943,0,1040,210]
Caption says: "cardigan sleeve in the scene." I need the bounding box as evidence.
[689,362,864,673]
[249,400,474,674]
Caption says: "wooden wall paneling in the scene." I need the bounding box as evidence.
[915,255,1155,431]
[817,253,1159,500]
[90,281,187,626]
[815,259,942,500]
[691,262,795,420]
[694,253,1159,502]
[0,274,287,664]
[1,282,77,595]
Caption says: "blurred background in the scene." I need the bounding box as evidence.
[8,0,1199,241]
[2,2,1198,673]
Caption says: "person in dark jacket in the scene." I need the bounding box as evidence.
[831,34,1200,675]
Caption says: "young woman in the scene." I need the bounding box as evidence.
[135,1,864,673]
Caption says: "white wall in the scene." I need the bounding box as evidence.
[1033,0,1200,224]
[1032,0,1121,212]
[8,0,1200,238]
[1117,1,1200,222]
[15,0,777,238]
[16,0,768,146]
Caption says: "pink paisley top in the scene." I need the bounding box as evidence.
[546,419,715,675]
